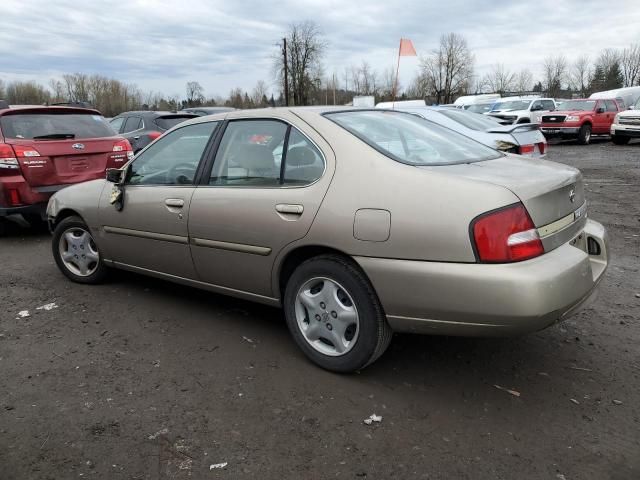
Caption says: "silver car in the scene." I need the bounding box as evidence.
[400,106,548,157]
[47,108,608,372]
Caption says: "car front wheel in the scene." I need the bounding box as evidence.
[52,216,108,284]
[283,255,392,372]
[577,124,592,145]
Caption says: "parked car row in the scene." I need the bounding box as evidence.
[36,106,609,372]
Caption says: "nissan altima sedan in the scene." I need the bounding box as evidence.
[47,108,608,372]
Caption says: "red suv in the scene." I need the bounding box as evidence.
[0,105,132,232]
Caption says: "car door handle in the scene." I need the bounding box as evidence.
[275,204,303,215]
[165,198,184,208]
[133,136,140,140]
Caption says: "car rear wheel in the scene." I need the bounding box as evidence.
[52,216,108,284]
[577,124,592,145]
[612,135,630,145]
[283,255,392,372]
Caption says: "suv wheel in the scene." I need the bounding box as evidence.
[283,255,392,372]
[612,135,630,145]
[52,216,108,284]
[577,124,592,145]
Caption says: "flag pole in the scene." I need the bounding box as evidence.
[392,38,402,109]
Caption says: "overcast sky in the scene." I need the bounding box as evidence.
[1,0,639,98]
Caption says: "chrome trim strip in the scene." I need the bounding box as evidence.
[537,202,587,239]
[103,226,188,244]
[387,315,506,328]
[191,237,271,256]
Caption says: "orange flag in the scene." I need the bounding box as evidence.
[399,38,417,56]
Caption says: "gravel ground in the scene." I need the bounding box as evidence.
[1,139,638,480]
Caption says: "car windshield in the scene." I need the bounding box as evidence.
[436,109,502,131]
[492,100,531,111]
[466,103,494,114]
[556,100,596,111]
[326,110,502,166]
[0,112,115,139]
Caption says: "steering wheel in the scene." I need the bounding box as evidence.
[168,162,196,184]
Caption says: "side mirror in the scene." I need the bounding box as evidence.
[106,168,124,184]
[596,107,605,114]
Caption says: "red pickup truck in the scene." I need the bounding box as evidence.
[539,98,620,145]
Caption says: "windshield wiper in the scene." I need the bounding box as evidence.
[33,133,76,140]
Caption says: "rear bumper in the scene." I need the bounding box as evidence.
[611,124,640,138]
[355,219,608,336]
[0,203,46,218]
[0,176,72,217]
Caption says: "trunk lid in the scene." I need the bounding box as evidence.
[426,155,584,227]
[7,137,122,187]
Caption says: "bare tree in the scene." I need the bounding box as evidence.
[185,81,204,106]
[569,55,591,96]
[419,33,474,104]
[515,69,533,93]
[274,21,326,106]
[251,80,269,107]
[542,55,567,97]
[482,64,516,93]
[621,43,640,87]
[5,81,51,104]
[0,79,5,100]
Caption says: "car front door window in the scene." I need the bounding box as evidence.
[123,116,142,133]
[127,122,218,186]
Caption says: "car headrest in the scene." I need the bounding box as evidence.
[232,144,274,170]
[286,146,317,167]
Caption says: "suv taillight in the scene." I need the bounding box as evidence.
[0,143,20,175]
[147,131,162,141]
[471,203,544,263]
[109,139,134,164]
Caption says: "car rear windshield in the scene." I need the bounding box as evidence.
[556,100,596,111]
[154,115,196,130]
[0,112,115,140]
[437,109,502,131]
[326,110,502,166]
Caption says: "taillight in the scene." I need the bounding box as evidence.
[109,139,134,163]
[518,144,535,155]
[538,142,547,155]
[147,131,162,141]
[471,203,544,263]
[0,143,20,175]
[13,145,41,158]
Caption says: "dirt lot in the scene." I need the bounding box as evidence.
[1,140,638,480]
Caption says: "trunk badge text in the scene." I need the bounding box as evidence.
[72,143,85,150]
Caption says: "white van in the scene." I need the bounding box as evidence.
[590,86,640,110]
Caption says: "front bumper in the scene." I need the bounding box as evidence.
[540,126,580,137]
[611,123,640,138]
[356,219,608,336]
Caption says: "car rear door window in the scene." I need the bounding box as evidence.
[123,116,142,133]
[109,117,125,133]
[542,100,556,111]
[0,112,115,139]
[605,100,617,112]
[283,128,325,185]
[127,122,218,186]
[209,120,287,186]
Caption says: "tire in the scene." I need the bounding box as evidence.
[577,124,592,145]
[22,213,48,232]
[52,215,108,284]
[612,135,630,145]
[283,254,393,373]
[0,218,8,236]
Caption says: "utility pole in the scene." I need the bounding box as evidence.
[283,38,289,106]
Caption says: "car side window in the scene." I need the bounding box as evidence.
[127,122,218,186]
[531,100,543,111]
[283,128,325,185]
[542,100,555,111]
[123,116,142,133]
[605,100,617,112]
[209,120,287,186]
[109,117,125,133]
